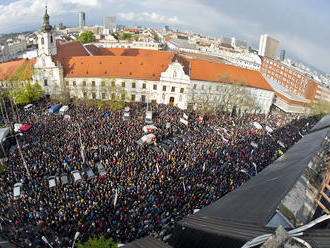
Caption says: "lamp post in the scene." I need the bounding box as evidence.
[41,236,54,248]
[71,232,80,248]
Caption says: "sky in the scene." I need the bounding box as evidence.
[0,0,329,73]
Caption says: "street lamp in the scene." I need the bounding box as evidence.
[41,236,54,248]
[3,133,31,179]
[72,232,80,248]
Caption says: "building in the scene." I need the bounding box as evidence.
[104,16,116,33]
[280,49,286,61]
[6,8,328,115]
[78,12,85,28]
[260,57,325,113]
[258,34,279,59]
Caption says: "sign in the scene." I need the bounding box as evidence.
[253,122,262,129]
[199,116,203,123]
[143,125,157,133]
[180,118,188,126]
[183,113,188,120]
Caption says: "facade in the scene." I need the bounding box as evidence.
[260,57,322,113]
[78,12,85,28]
[104,16,116,32]
[258,34,279,60]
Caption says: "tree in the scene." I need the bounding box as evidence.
[8,82,44,105]
[308,100,330,116]
[76,31,96,44]
[190,79,260,114]
[76,236,117,248]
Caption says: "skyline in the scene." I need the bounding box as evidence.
[0,0,329,73]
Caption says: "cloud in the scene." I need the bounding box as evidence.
[118,12,183,25]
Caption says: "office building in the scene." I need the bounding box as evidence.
[104,16,116,32]
[78,12,85,28]
[258,34,279,60]
[280,49,286,61]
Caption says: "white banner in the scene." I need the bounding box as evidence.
[265,126,273,133]
[277,140,286,148]
[180,118,188,126]
[183,113,188,120]
[114,189,118,207]
[253,122,262,129]
[251,142,258,148]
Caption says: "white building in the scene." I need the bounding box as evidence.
[258,34,279,60]
[29,8,275,114]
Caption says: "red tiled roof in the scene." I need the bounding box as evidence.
[0,59,35,81]
[53,41,89,62]
[63,49,174,80]
[189,59,273,91]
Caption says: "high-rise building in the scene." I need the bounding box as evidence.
[104,16,116,32]
[78,12,85,28]
[280,49,286,61]
[258,34,279,60]
[165,25,170,32]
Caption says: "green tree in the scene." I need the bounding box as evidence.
[77,236,117,248]
[308,100,330,116]
[76,31,96,44]
[0,164,4,174]
[8,82,44,104]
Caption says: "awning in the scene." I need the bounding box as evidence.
[19,124,32,132]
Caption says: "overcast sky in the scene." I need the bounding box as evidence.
[0,0,329,73]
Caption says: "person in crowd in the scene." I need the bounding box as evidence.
[0,99,319,247]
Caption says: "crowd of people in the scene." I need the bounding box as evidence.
[0,99,320,247]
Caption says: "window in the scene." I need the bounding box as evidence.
[101,81,106,87]
[143,83,146,89]
[92,81,96,87]
[111,81,115,87]
[50,35,53,43]
[132,82,136,88]
[102,93,106,99]
[44,79,48,86]
[163,86,166,91]
[92,93,96,99]
[73,81,76,86]
[122,82,125,87]
[121,93,125,100]
[83,81,86,86]
[201,85,204,90]
[131,94,136,101]
[83,92,87,98]
[141,95,146,102]
[65,81,69,86]
[41,37,44,45]
[111,93,115,100]
[193,84,197,89]
[180,88,184,93]
[153,84,157,90]
[171,87,175,92]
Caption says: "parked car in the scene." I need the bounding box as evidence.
[71,170,82,183]
[81,164,95,180]
[48,176,56,188]
[60,173,69,185]
[13,183,23,200]
[96,162,106,177]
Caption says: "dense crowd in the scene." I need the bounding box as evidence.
[0,99,320,247]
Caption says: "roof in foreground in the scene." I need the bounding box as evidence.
[169,115,330,248]
[124,237,173,248]
[193,125,328,226]
[0,59,29,81]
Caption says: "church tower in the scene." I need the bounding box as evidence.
[33,6,63,97]
[37,6,57,59]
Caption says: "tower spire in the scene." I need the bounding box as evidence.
[41,5,52,32]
